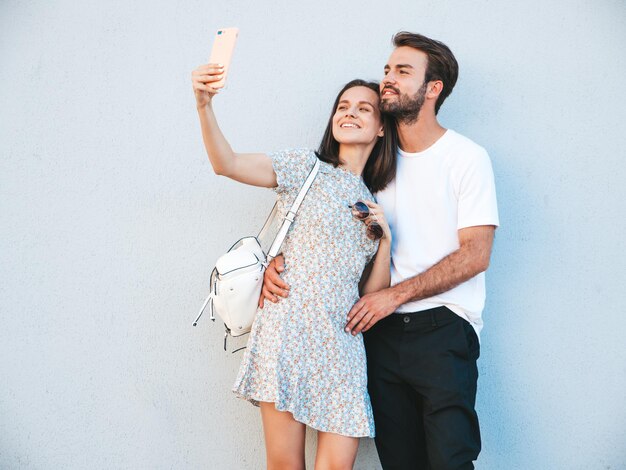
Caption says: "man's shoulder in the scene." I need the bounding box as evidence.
[443,131,496,186]
[441,131,493,177]
[445,130,489,160]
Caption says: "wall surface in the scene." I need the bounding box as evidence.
[1,0,625,469]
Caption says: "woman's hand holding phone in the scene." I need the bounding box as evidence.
[193,27,239,108]
[192,63,225,108]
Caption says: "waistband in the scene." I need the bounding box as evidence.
[378,306,457,328]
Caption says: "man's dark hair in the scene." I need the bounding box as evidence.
[393,32,459,114]
[317,79,397,193]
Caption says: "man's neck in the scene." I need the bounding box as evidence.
[397,113,447,153]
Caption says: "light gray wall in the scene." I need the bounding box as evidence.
[1,0,625,469]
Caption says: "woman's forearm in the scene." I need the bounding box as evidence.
[361,239,391,295]
[197,103,237,176]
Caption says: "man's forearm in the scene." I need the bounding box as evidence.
[390,238,491,307]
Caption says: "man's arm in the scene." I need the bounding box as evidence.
[345,225,496,335]
[258,255,290,308]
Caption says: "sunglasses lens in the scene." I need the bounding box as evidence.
[351,201,370,220]
[354,201,368,212]
[367,223,384,240]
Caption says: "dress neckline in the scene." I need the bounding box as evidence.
[320,160,363,180]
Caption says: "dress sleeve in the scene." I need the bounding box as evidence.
[268,148,317,194]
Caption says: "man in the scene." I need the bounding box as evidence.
[262,32,498,470]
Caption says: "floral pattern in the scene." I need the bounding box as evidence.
[232,148,377,437]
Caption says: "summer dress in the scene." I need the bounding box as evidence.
[233,148,377,437]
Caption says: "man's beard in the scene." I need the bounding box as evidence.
[380,81,428,125]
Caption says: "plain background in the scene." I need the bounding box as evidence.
[1,0,625,469]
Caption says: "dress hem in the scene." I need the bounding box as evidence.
[232,388,376,439]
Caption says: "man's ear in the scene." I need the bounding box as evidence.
[428,80,444,99]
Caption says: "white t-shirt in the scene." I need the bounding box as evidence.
[375,129,499,336]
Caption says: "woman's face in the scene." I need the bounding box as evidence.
[332,86,383,146]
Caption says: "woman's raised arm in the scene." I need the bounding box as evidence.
[192,64,277,188]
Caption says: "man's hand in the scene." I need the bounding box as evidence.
[345,288,399,335]
[258,255,290,308]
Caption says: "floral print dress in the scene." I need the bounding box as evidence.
[232,148,377,437]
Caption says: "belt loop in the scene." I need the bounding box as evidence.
[431,310,437,327]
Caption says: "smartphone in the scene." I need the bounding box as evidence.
[209,27,239,88]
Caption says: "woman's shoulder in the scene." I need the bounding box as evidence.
[269,148,318,193]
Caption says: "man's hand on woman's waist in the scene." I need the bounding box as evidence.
[259,255,290,308]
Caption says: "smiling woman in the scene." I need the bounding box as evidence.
[191,66,398,469]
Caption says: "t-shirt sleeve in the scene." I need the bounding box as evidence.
[268,148,317,194]
[457,149,500,229]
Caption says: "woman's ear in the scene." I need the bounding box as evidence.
[377,126,384,138]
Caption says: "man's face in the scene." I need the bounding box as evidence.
[380,46,429,122]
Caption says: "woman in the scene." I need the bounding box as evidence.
[192,63,396,469]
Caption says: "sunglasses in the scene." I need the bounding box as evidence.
[348,201,384,240]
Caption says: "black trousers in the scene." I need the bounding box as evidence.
[364,306,481,470]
